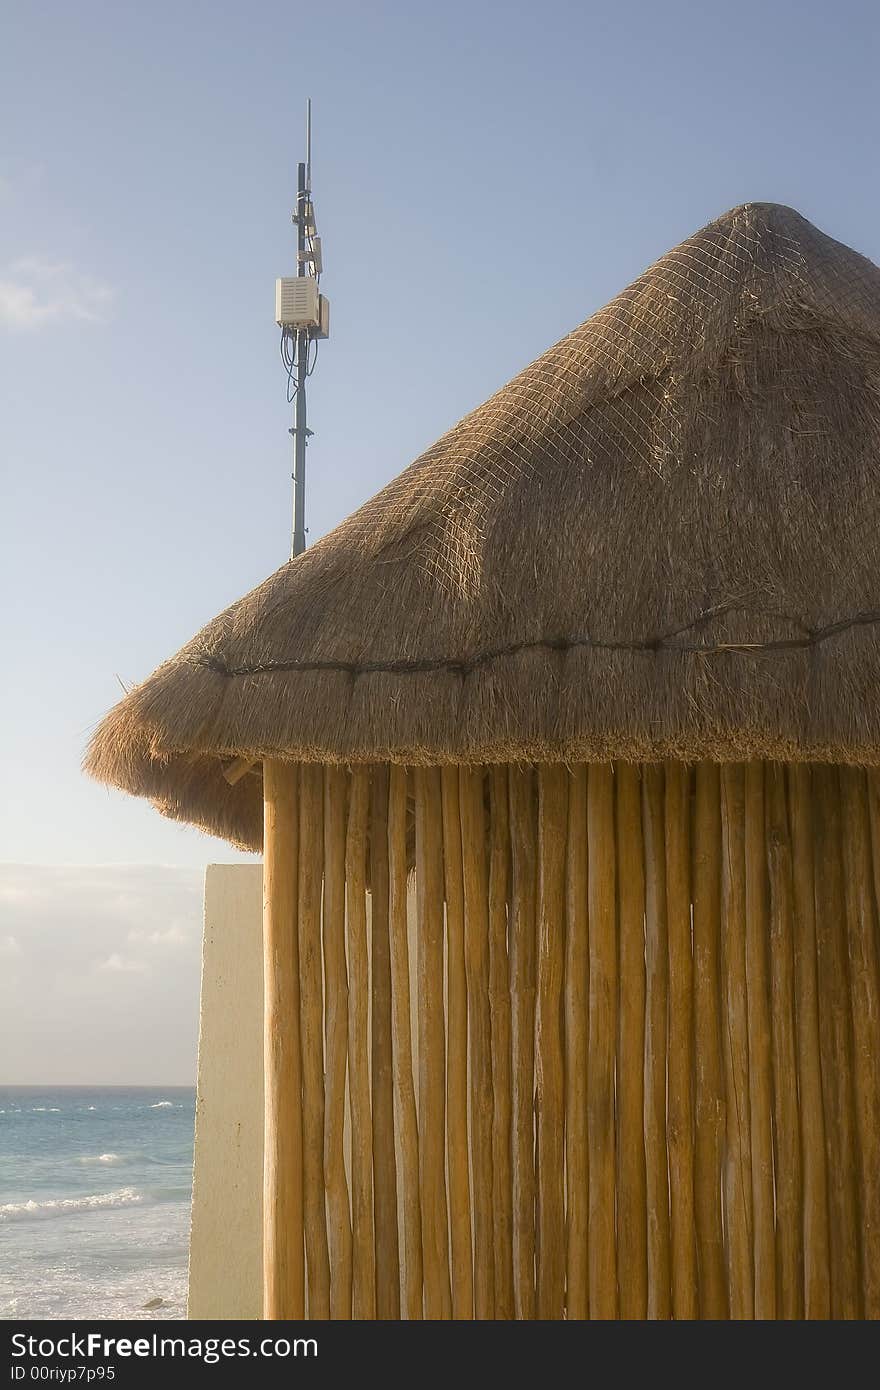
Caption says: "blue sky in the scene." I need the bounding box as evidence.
[1,2,879,1074]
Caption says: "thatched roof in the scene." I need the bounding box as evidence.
[86,202,880,849]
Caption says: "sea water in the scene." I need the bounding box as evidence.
[0,1086,195,1320]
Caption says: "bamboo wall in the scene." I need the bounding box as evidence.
[261,760,880,1320]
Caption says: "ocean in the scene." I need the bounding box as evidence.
[0,1086,195,1321]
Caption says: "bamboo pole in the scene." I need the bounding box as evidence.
[868,772,880,918]
[440,767,473,1320]
[691,762,727,1319]
[223,754,256,785]
[415,767,452,1320]
[588,763,617,1319]
[720,764,753,1319]
[387,766,422,1318]
[665,762,697,1320]
[345,768,375,1319]
[564,763,589,1320]
[786,765,829,1320]
[298,763,331,1318]
[838,767,880,1319]
[812,765,861,1318]
[508,766,538,1320]
[765,764,803,1319]
[371,765,401,1318]
[536,764,567,1319]
[642,764,671,1320]
[866,767,880,1316]
[489,766,514,1317]
[744,762,775,1319]
[262,760,304,1319]
[615,762,647,1319]
[460,766,495,1319]
[323,767,352,1318]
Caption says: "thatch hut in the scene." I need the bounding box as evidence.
[87,202,880,1320]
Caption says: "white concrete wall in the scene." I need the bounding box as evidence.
[188,864,264,1320]
[187,864,418,1319]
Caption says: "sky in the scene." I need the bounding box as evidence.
[0,865,202,1084]
[2,0,879,1080]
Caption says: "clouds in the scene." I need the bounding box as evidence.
[0,864,203,1084]
[0,255,114,330]
[96,952,147,974]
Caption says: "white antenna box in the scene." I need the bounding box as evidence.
[275,277,320,329]
[315,294,330,340]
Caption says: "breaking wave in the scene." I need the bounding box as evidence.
[0,1188,144,1223]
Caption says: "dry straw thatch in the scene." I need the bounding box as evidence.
[86,202,880,848]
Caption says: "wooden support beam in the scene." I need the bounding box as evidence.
[765,764,803,1319]
[371,765,401,1318]
[839,767,880,1319]
[262,759,304,1319]
[587,763,617,1319]
[323,766,352,1317]
[692,762,726,1318]
[720,764,754,1320]
[665,762,697,1320]
[488,766,514,1318]
[617,762,647,1319]
[223,756,257,786]
[460,767,495,1319]
[388,766,422,1318]
[744,762,775,1320]
[564,763,588,1320]
[508,767,538,1320]
[415,767,452,1319]
[812,766,861,1318]
[787,765,829,1319]
[440,767,473,1320]
[299,763,330,1318]
[346,768,376,1319]
[642,764,671,1320]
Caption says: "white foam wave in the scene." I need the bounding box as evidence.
[78,1153,125,1166]
[149,1102,174,1109]
[0,1188,144,1223]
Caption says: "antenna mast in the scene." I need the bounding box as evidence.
[223,113,330,789]
[276,98,329,560]
[291,153,308,560]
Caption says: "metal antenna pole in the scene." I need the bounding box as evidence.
[224,106,320,784]
[306,97,312,194]
[291,156,308,559]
